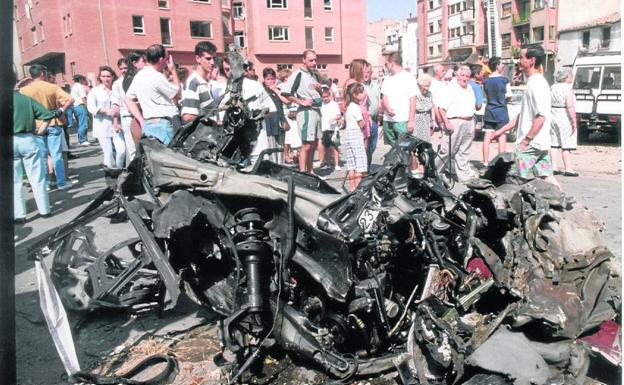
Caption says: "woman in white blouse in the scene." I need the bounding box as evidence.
[87,66,126,169]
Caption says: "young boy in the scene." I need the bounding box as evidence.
[319,87,343,170]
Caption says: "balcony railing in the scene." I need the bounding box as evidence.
[448,34,475,49]
[460,9,474,21]
[512,11,530,25]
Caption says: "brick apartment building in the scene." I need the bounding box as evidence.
[417,0,559,78]
[14,0,365,84]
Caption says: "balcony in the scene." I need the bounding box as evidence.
[512,11,530,26]
[448,34,475,49]
[460,9,474,21]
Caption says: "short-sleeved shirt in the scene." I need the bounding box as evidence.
[20,79,74,128]
[71,82,87,106]
[111,77,130,117]
[440,82,476,118]
[126,66,179,119]
[516,73,552,151]
[280,67,321,108]
[345,102,364,131]
[13,91,55,134]
[363,79,381,119]
[469,80,484,107]
[483,74,512,124]
[380,70,419,122]
[320,100,341,132]
[429,78,448,109]
[181,71,213,118]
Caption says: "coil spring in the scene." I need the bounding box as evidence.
[231,208,269,246]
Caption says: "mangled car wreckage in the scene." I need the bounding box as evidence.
[31,49,621,385]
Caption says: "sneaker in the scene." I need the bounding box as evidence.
[57,182,73,191]
[67,152,79,159]
[46,182,57,192]
[320,163,331,170]
[409,170,422,178]
[334,165,342,171]
[80,141,91,146]
[313,161,322,168]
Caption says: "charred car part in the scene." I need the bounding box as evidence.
[33,47,621,385]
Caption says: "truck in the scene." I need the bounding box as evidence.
[572,51,621,141]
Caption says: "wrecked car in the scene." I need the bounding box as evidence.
[30,48,621,385]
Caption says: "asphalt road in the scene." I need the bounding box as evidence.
[13,133,622,384]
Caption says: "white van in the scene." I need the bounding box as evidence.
[572,51,621,140]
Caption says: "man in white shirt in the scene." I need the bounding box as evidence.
[491,44,561,190]
[435,65,477,182]
[125,44,181,145]
[429,63,447,129]
[71,74,90,145]
[380,52,418,145]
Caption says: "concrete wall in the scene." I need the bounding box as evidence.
[558,0,620,31]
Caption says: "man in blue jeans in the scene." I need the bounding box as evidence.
[13,72,60,222]
[20,64,75,190]
[70,74,90,145]
[125,44,181,145]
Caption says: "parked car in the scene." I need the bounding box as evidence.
[572,51,621,141]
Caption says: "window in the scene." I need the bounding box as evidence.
[532,26,544,42]
[233,2,244,18]
[31,26,37,45]
[191,0,210,2]
[267,0,287,8]
[574,66,601,89]
[316,64,327,70]
[501,2,511,17]
[234,31,245,47]
[160,17,172,45]
[437,19,442,29]
[428,23,434,34]
[344,64,350,69]
[304,0,312,18]
[582,30,590,49]
[39,21,45,41]
[324,27,333,42]
[191,21,212,38]
[502,33,511,47]
[268,26,289,41]
[429,0,435,9]
[158,0,169,9]
[602,66,620,90]
[222,14,230,36]
[428,46,434,55]
[305,26,313,49]
[278,64,293,70]
[549,25,555,40]
[70,62,76,77]
[437,44,442,54]
[534,0,544,9]
[601,27,611,48]
[132,15,145,34]
[323,0,332,11]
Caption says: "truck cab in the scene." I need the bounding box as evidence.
[572,51,621,140]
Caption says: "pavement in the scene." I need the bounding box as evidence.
[14,131,622,384]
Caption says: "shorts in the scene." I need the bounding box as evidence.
[296,108,321,142]
[515,145,553,179]
[483,121,506,132]
[383,121,408,146]
[322,130,338,148]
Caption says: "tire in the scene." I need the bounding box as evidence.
[578,124,590,143]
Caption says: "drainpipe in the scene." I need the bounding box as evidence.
[97,0,109,65]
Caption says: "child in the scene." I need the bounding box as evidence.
[342,83,368,191]
[320,87,343,170]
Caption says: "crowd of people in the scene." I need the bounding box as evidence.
[14,41,579,222]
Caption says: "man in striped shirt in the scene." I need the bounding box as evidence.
[181,41,217,123]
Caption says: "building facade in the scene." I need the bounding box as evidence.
[14,0,365,84]
[556,1,620,69]
[367,18,399,78]
[417,0,488,70]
